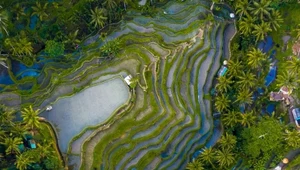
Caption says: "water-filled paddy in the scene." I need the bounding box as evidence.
[40,77,130,153]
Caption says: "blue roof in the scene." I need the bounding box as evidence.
[218,66,228,77]
[264,66,277,87]
[263,36,273,53]
[29,140,36,149]
[257,36,274,53]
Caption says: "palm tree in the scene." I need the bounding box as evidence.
[90,7,107,28]
[215,94,231,112]
[17,38,33,56]
[215,148,235,168]
[276,71,299,90]
[218,133,237,150]
[0,106,15,126]
[284,130,300,148]
[268,10,283,31]
[21,105,41,132]
[1,137,22,155]
[63,30,81,49]
[286,56,300,75]
[199,147,215,167]
[228,59,243,77]
[37,142,53,159]
[15,153,34,170]
[102,0,117,11]
[222,111,241,128]
[238,16,256,36]
[235,0,250,17]
[252,22,272,42]
[235,88,253,105]
[240,111,256,127]
[0,7,9,36]
[248,0,272,20]
[246,48,267,70]
[13,3,25,20]
[31,2,48,21]
[12,123,29,138]
[4,37,33,57]
[237,71,256,89]
[186,159,204,170]
[216,76,233,93]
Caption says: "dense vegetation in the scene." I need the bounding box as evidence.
[187,0,300,169]
[0,0,168,66]
[0,105,63,170]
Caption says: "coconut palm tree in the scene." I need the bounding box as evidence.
[286,56,300,75]
[21,105,41,132]
[0,106,15,126]
[1,137,22,155]
[235,0,250,17]
[246,48,267,70]
[0,7,9,36]
[237,71,256,89]
[235,88,253,105]
[12,123,29,138]
[4,37,33,57]
[63,30,81,49]
[13,3,25,21]
[248,0,272,20]
[215,148,235,168]
[284,130,300,148]
[186,159,204,170]
[102,0,117,11]
[216,76,233,93]
[276,71,299,90]
[222,111,241,128]
[31,2,48,21]
[15,153,35,170]
[17,38,33,56]
[228,59,243,77]
[215,94,231,112]
[240,111,256,127]
[218,133,237,150]
[238,16,256,36]
[199,147,215,167]
[252,22,272,42]
[268,10,283,31]
[37,142,53,159]
[90,7,107,28]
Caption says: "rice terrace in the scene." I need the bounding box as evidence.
[0,0,300,170]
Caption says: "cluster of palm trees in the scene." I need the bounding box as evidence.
[235,0,283,42]
[214,47,268,117]
[186,133,237,169]
[0,0,165,66]
[0,105,62,170]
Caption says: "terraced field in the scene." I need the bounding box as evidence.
[0,0,236,169]
[68,1,235,169]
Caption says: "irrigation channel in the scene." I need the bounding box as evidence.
[0,0,236,169]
